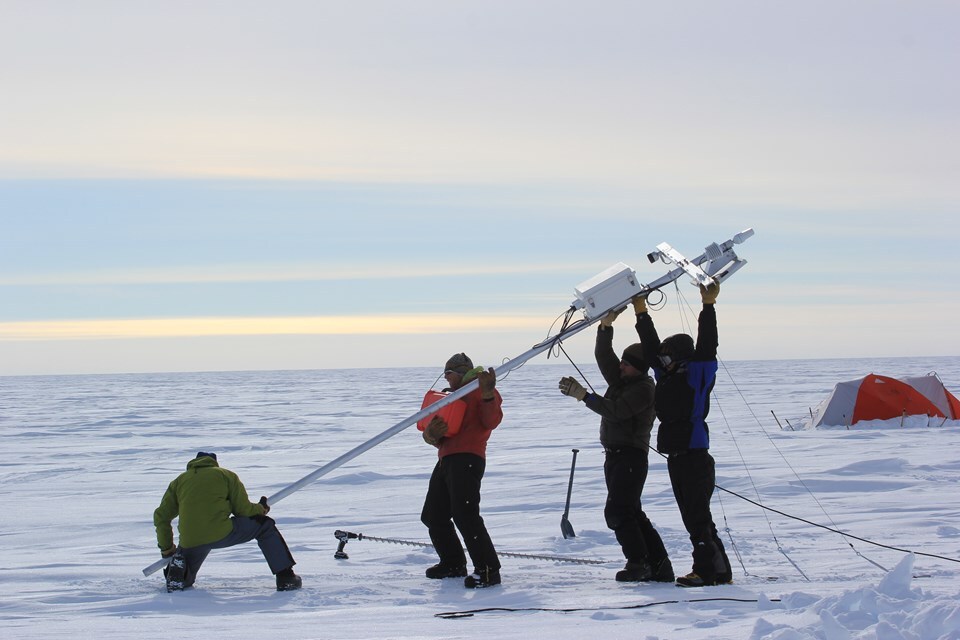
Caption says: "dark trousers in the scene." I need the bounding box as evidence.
[603,446,669,565]
[176,515,296,588]
[667,449,731,581]
[421,453,500,571]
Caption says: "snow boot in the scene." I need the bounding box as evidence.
[650,557,676,583]
[464,567,501,589]
[164,551,187,593]
[615,560,652,582]
[675,571,732,588]
[425,563,468,579]
[276,567,302,591]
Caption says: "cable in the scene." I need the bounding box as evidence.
[556,340,599,395]
[715,354,889,574]
[435,596,783,619]
[714,485,960,565]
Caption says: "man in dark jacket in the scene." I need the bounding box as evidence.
[633,282,732,587]
[558,309,673,582]
[421,353,504,589]
[154,452,302,592]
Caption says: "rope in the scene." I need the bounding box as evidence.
[556,340,598,394]
[679,284,890,575]
[715,351,890,574]
[435,596,783,619]
[336,530,607,565]
[670,284,805,579]
[713,486,960,565]
[711,375,810,581]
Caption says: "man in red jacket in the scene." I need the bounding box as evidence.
[420,353,503,588]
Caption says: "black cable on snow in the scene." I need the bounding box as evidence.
[435,596,783,619]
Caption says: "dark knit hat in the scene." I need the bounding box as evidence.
[444,352,474,374]
[661,333,695,361]
[196,451,217,461]
[621,343,646,371]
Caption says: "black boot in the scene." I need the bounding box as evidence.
[464,566,501,588]
[276,567,302,591]
[615,560,652,582]
[650,557,675,583]
[165,551,187,592]
[425,562,468,579]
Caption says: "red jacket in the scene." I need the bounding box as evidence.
[437,387,503,459]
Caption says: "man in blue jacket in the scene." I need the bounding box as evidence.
[633,283,732,587]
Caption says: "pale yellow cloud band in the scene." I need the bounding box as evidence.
[0,314,554,341]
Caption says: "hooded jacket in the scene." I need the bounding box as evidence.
[154,455,267,551]
[635,304,719,454]
[583,325,656,450]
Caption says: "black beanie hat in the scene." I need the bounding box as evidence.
[444,352,474,374]
[621,343,647,371]
[196,451,217,461]
[661,333,695,361]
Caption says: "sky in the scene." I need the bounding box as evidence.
[2,0,959,376]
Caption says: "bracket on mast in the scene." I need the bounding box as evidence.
[570,228,754,321]
[647,227,754,286]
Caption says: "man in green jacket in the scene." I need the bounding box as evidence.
[154,452,301,592]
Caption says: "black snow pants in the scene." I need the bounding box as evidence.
[667,449,732,582]
[603,446,669,566]
[421,452,500,572]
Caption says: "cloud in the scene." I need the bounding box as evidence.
[0,261,598,287]
[0,314,550,341]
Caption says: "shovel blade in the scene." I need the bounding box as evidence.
[560,516,576,539]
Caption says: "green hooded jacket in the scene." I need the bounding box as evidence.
[153,456,266,551]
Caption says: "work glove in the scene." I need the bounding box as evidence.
[558,376,588,401]
[259,496,271,515]
[632,295,648,315]
[161,546,177,558]
[700,282,720,304]
[423,416,448,446]
[599,308,623,328]
[478,367,497,400]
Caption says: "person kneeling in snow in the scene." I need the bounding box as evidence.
[153,452,302,592]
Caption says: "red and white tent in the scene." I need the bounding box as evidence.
[810,373,960,427]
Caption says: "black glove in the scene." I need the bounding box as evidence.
[259,496,271,515]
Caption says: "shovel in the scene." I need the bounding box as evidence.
[560,448,579,539]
